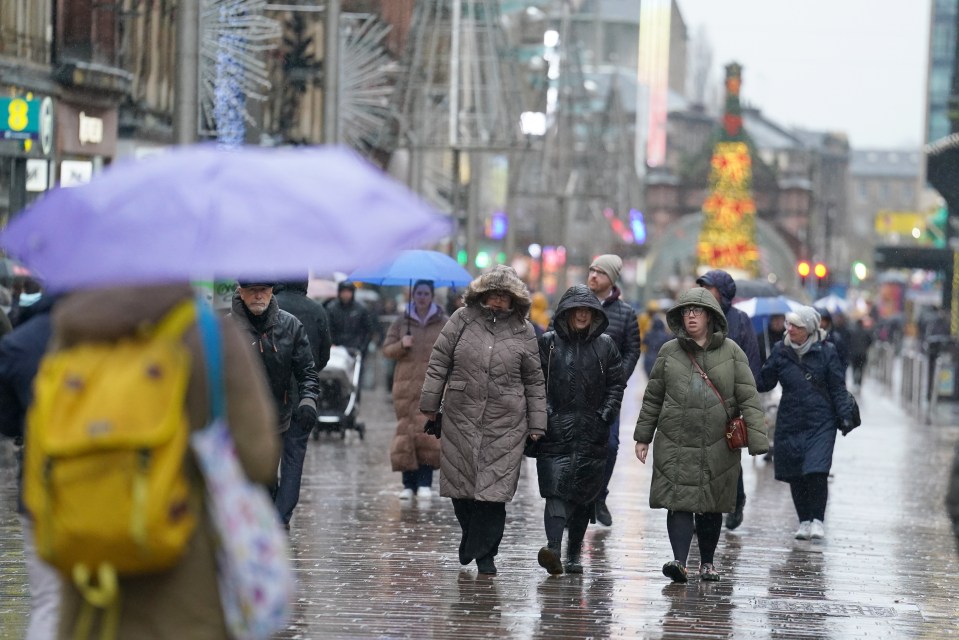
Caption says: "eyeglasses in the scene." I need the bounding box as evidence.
[681,307,705,318]
[486,290,511,301]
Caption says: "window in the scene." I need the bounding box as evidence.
[857,181,868,203]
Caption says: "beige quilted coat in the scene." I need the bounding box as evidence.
[420,266,547,502]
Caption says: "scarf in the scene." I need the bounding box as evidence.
[785,328,824,358]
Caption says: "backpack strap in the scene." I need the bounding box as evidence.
[153,299,199,341]
[195,301,225,421]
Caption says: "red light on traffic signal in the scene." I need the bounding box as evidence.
[814,263,827,279]
[797,261,811,277]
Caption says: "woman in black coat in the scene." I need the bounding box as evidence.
[535,284,625,575]
[757,306,855,542]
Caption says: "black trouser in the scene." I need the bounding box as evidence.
[451,499,506,565]
[666,511,723,565]
[789,473,829,522]
[543,498,591,548]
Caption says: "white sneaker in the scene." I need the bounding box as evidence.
[399,488,414,500]
[416,487,432,499]
[810,519,826,540]
[794,521,812,540]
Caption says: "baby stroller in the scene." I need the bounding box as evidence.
[313,345,365,440]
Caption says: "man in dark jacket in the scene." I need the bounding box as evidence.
[0,294,61,638]
[696,269,762,530]
[325,281,374,354]
[586,254,641,527]
[231,280,320,529]
[273,278,331,525]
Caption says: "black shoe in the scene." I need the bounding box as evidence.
[537,543,563,575]
[662,560,688,583]
[725,496,746,530]
[564,542,583,574]
[594,501,612,527]
[477,555,497,575]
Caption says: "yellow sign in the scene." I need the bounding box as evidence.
[874,210,924,235]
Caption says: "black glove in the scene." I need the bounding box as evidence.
[839,419,854,436]
[294,404,317,427]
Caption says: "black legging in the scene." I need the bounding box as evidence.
[544,500,591,547]
[789,473,829,522]
[666,511,723,565]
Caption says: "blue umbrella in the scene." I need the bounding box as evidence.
[349,250,472,335]
[733,296,805,336]
[0,145,450,291]
[348,250,472,288]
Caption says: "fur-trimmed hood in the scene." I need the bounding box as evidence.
[464,265,531,320]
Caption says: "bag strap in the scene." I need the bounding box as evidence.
[442,319,471,389]
[687,351,732,420]
[195,300,225,421]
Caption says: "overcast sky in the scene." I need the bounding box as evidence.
[675,0,931,150]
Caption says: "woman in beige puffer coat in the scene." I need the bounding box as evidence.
[634,287,766,584]
[384,280,448,500]
[420,266,547,575]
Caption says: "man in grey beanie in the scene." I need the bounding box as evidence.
[586,254,640,526]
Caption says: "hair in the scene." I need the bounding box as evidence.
[413,279,435,295]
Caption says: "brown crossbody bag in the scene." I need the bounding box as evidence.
[687,352,748,450]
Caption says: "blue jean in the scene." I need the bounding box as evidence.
[600,415,621,500]
[402,465,434,490]
[274,418,311,525]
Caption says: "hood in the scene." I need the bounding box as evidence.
[464,265,531,319]
[666,287,728,350]
[553,284,608,341]
[54,283,196,347]
[273,279,309,295]
[695,269,736,311]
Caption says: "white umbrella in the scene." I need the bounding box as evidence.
[813,294,849,314]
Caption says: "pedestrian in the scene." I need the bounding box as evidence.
[848,317,874,389]
[384,280,449,501]
[325,281,375,394]
[230,280,320,530]
[758,314,786,364]
[420,265,547,575]
[585,254,640,527]
[757,306,856,542]
[535,285,625,575]
[641,316,670,378]
[696,270,762,530]
[48,283,280,638]
[0,292,60,639]
[273,277,332,525]
[818,308,850,372]
[634,287,767,583]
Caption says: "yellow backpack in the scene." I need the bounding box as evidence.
[24,300,200,635]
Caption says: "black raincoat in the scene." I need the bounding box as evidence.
[536,285,626,504]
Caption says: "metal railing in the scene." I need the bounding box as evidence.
[899,348,926,419]
[870,342,897,393]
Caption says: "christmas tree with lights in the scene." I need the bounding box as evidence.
[697,63,760,276]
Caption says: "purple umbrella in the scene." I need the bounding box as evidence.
[0,145,450,291]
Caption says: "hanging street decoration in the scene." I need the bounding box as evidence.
[200,0,280,145]
[697,63,760,277]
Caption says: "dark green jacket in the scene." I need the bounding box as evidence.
[634,287,767,513]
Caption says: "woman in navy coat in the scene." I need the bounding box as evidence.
[757,306,855,541]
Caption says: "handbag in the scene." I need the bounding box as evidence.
[193,302,294,640]
[424,320,471,439]
[687,352,748,451]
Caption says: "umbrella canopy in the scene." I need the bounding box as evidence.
[0,145,450,291]
[813,293,849,314]
[733,296,805,318]
[348,250,473,288]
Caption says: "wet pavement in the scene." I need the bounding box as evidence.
[2,357,958,639]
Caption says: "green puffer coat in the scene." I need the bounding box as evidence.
[633,287,767,513]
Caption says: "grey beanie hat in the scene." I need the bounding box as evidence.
[786,306,821,333]
[590,254,623,284]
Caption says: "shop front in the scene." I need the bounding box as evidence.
[0,90,55,225]
[55,101,117,188]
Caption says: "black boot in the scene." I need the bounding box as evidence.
[476,554,497,575]
[537,541,563,575]
[725,495,746,530]
[565,538,583,574]
[594,500,612,527]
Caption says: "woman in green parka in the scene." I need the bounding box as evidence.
[634,287,767,583]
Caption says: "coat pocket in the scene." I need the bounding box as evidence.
[447,380,467,392]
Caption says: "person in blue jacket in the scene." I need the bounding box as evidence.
[757,306,856,541]
[696,270,761,530]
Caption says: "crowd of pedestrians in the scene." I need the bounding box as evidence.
[0,253,920,637]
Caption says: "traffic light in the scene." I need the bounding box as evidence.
[797,261,811,285]
[814,263,828,289]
